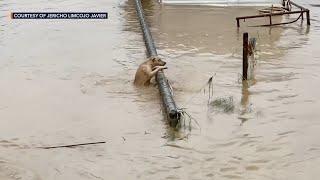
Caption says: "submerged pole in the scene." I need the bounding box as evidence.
[243,32,249,80]
[269,15,272,25]
[134,0,181,126]
[306,10,311,26]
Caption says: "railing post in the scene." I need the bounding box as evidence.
[269,15,272,25]
[306,10,311,25]
[243,32,249,80]
[237,18,240,27]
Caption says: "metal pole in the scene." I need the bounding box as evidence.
[236,10,309,27]
[290,1,307,10]
[306,10,311,25]
[269,15,272,25]
[243,33,248,80]
[134,0,157,57]
[134,0,181,127]
[237,10,307,20]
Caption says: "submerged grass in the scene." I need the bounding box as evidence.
[178,108,201,131]
[210,96,235,113]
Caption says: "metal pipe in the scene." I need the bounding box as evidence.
[243,32,248,81]
[156,71,181,126]
[134,0,181,127]
[236,10,309,27]
[269,15,272,25]
[289,1,307,10]
[134,0,157,57]
[290,1,310,25]
[236,1,311,27]
[307,10,311,25]
[236,10,307,20]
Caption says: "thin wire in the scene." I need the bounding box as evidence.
[181,75,215,107]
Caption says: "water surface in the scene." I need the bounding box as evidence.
[0,0,319,179]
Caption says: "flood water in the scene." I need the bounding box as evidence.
[0,0,320,179]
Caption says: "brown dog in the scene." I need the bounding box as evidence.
[134,56,167,86]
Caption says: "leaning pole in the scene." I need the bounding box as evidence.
[134,0,181,127]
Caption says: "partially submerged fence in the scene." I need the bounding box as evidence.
[236,0,310,27]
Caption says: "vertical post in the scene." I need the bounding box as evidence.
[243,32,248,80]
[269,15,272,25]
[237,18,240,27]
[306,10,311,25]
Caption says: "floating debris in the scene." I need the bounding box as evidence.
[38,141,106,149]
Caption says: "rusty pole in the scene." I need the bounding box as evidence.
[236,10,310,27]
[243,32,249,80]
[269,15,272,25]
[306,10,311,25]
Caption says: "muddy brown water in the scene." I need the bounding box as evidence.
[0,0,320,179]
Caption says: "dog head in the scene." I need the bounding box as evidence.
[150,56,166,66]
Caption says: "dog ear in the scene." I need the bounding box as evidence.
[151,57,156,62]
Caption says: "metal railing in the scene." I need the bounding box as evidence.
[236,0,310,27]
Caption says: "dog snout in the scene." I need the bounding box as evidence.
[162,61,167,65]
